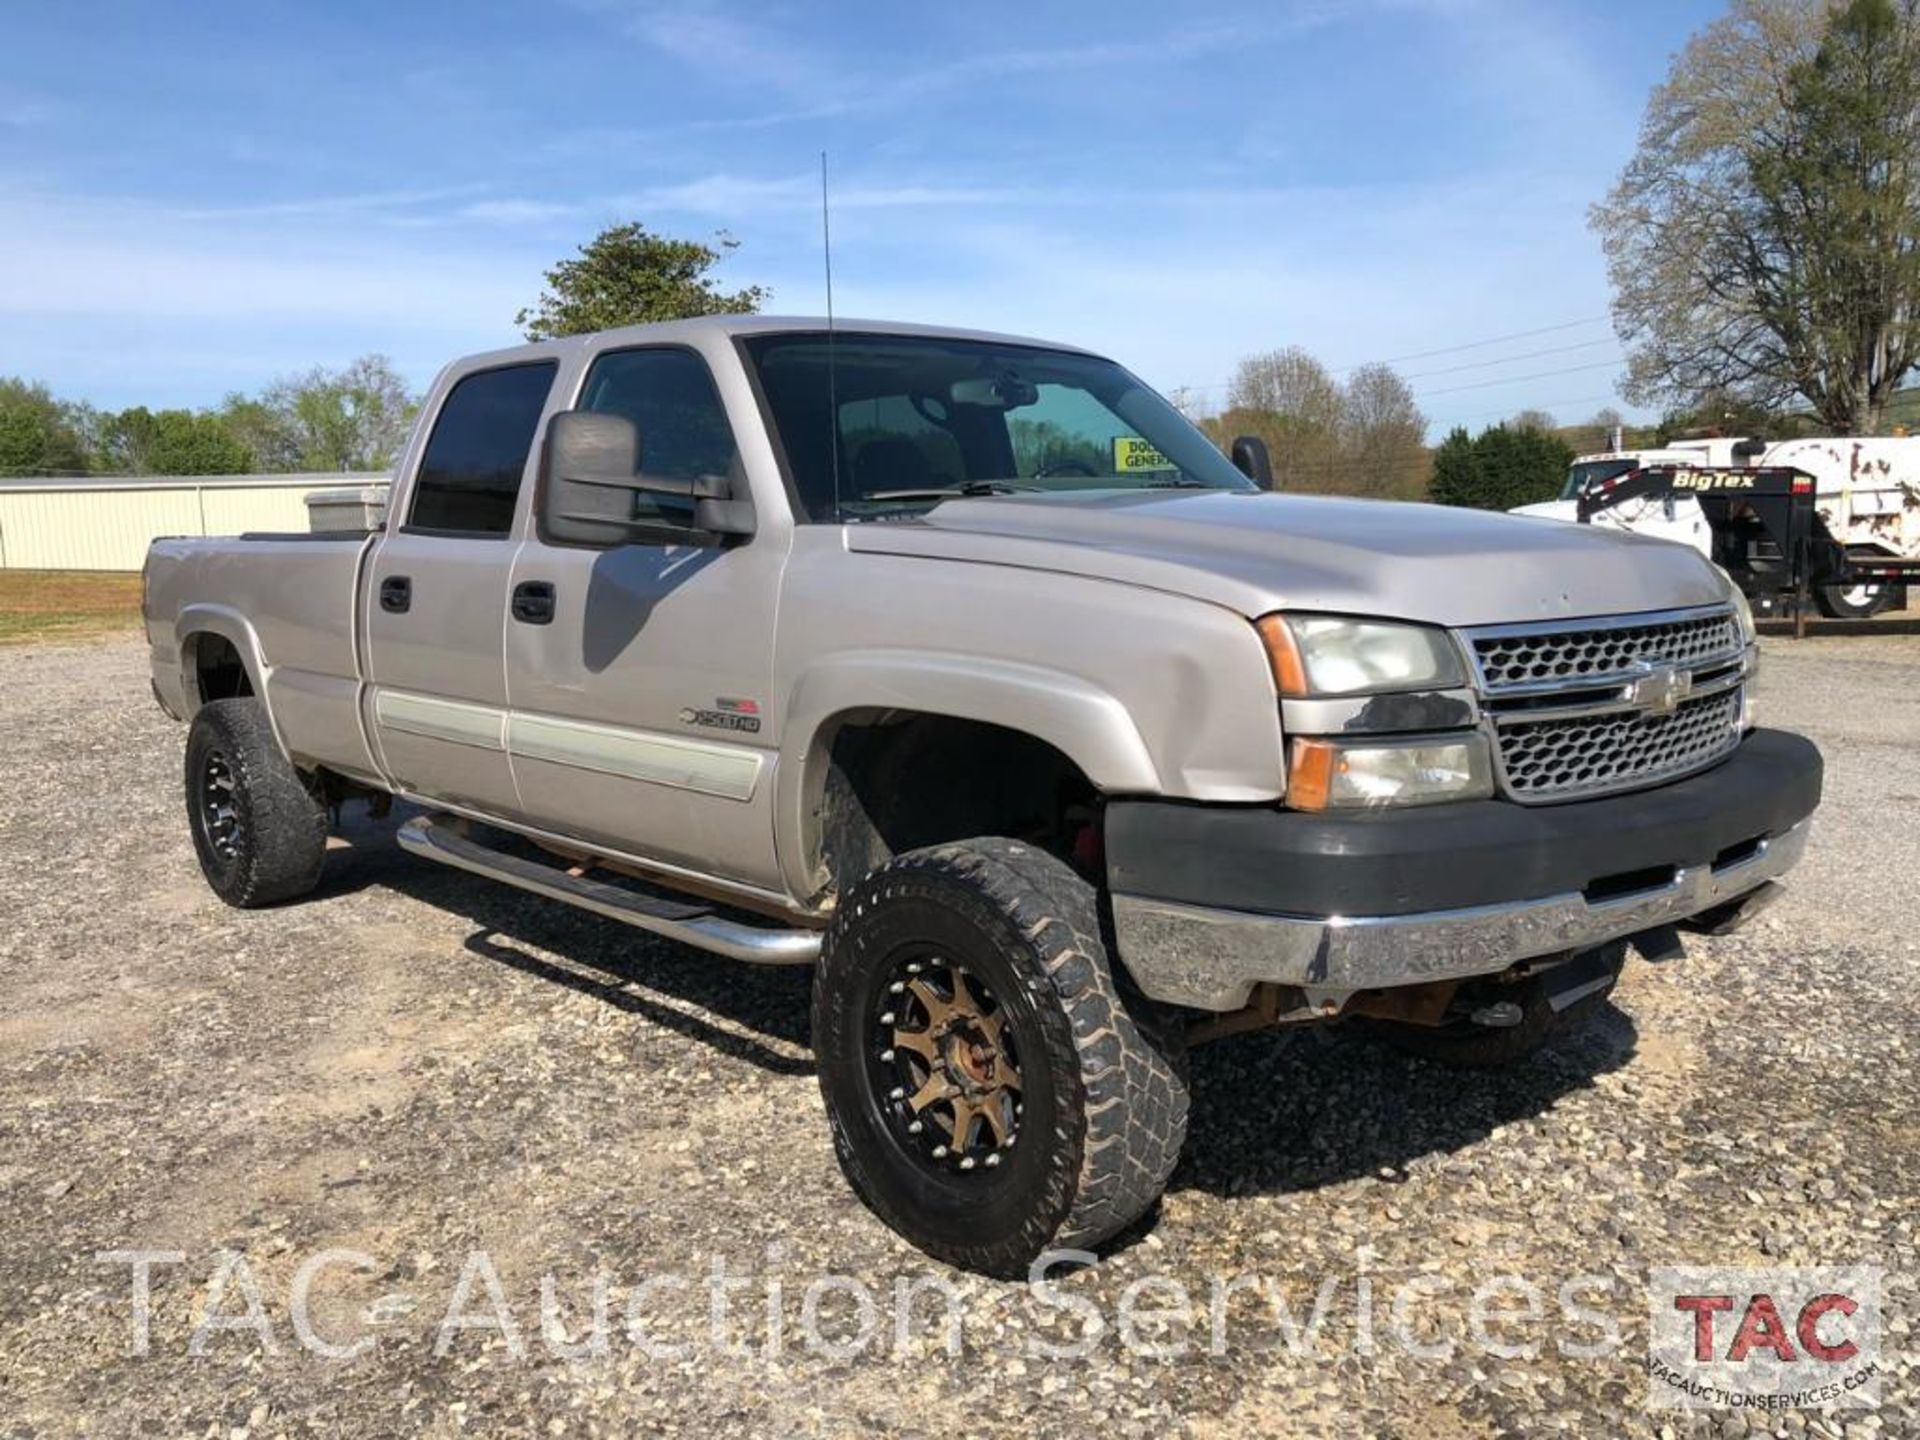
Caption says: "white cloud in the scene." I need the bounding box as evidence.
[456,198,586,225]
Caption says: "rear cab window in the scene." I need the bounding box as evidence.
[406,361,559,536]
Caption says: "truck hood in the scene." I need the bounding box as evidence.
[1510,499,1579,523]
[846,489,1729,628]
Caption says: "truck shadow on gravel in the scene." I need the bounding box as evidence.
[315,816,815,1077]
[319,813,1639,1205]
[1171,1009,1638,1199]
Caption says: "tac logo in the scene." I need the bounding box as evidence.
[1647,1266,1883,1411]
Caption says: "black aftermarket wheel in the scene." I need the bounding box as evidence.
[813,838,1188,1277]
[184,698,328,908]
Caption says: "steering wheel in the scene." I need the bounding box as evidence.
[1035,457,1098,478]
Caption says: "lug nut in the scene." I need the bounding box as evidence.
[985,1153,1001,1168]
[889,980,905,994]
[888,1086,905,1100]
[879,1048,895,1062]
[879,1011,895,1025]
[906,962,923,974]
[907,1120,923,1135]
[959,1156,976,1170]
[932,1145,948,1158]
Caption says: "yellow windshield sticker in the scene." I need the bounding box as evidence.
[1112,436,1176,473]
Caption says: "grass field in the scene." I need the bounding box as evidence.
[0,570,144,644]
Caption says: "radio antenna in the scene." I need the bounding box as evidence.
[821,150,842,523]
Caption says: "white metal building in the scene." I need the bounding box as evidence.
[0,473,387,571]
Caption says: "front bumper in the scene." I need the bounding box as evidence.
[1107,728,1821,1011]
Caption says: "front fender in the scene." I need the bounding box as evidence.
[775,649,1162,902]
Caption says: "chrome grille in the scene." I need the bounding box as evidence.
[1495,687,1743,801]
[1471,611,1742,692]
[1462,606,1749,804]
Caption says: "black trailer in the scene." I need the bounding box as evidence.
[1577,464,1920,634]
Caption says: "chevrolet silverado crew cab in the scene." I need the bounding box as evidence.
[144,317,1823,1276]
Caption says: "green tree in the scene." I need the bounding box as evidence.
[225,355,417,472]
[0,378,92,475]
[517,222,769,341]
[1427,424,1573,509]
[102,407,254,474]
[1426,427,1483,507]
[1596,0,1920,433]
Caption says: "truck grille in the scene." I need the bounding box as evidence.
[1463,606,1748,804]
[1472,610,1742,690]
[1495,686,1744,800]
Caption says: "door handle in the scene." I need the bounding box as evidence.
[379,575,411,614]
[511,580,556,625]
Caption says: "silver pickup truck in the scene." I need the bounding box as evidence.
[144,316,1822,1275]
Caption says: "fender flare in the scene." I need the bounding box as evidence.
[774,649,1161,901]
[172,605,290,755]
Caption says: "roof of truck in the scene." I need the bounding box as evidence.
[458,314,1102,370]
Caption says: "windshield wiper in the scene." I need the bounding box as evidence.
[1144,477,1221,489]
[861,480,1030,501]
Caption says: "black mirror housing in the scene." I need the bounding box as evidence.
[1230,435,1275,489]
[540,410,754,544]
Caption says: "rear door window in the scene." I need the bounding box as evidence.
[407,361,558,536]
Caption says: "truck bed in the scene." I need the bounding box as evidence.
[144,532,383,783]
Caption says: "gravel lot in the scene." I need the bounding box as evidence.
[0,629,1913,1438]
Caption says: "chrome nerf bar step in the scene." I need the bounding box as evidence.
[396,814,822,965]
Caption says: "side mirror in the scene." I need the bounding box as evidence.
[540,410,755,545]
[1230,435,1275,489]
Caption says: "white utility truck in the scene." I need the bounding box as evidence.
[1514,436,1920,617]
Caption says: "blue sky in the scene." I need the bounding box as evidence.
[0,0,1722,434]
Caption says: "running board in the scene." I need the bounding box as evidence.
[396,814,821,965]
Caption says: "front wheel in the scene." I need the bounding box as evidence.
[813,839,1188,1277]
[184,698,328,907]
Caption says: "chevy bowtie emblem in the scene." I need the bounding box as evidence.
[1628,662,1692,716]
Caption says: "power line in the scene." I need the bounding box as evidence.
[1172,313,1615,395]
[1346,314,1611,370]
[1449,391,1626,428]
[1399,336,1621,382]
[1412,358,1626,398]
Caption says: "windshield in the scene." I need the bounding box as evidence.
[1560,458,1638,500]
[741,332,1256,521]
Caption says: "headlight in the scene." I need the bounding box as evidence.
[1288,735,1494,810]
[1726,582,1756,644]
[1256,614,1464,696]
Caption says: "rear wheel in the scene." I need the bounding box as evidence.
[813,838,1188,1277]
[184,698,328,907]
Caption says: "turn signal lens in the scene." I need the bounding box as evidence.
[1286,738,1338,809]
[1255,614,1309,696]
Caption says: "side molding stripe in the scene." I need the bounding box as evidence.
[509,713,764,802]
[375,691,507,751]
